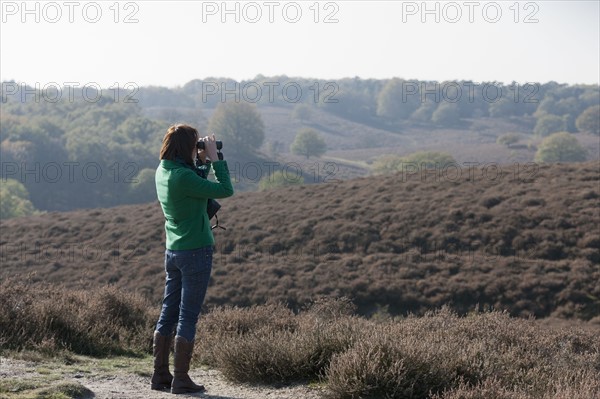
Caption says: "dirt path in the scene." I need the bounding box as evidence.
[0,357,324,399]
[83,371,322,399]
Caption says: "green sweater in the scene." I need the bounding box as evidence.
[155,159,234,250]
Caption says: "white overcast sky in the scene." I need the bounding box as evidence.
[1,1,599,88]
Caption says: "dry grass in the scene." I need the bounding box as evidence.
[196,298,365,383]
[324,310,600,399]
[196,303,599,398]
[1,282,598,398]
[0,277,156,356]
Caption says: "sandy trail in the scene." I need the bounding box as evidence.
[0,357,323,399]
[83,371,321,399]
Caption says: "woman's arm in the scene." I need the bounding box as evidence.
[181,160,234,199]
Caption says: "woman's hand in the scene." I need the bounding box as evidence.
[199,134,219,161]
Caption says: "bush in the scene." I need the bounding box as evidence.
[371,152,455,175]
[197,299,365,383]
[195,304,600,398]
[534,132,587,163]
[258,170,304,190]
[434,375,600,399]
[324,309,600,399]
[497,133,521,147]
[0,278,155,356]
[325,325,454,399]
[402,151,456,169]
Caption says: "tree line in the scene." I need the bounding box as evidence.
[138,77,598,133]
[0,78,598,218]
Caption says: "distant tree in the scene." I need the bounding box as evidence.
[376,78,421,121]
[497,133,521,147]
[322,90,374,123]
[431,103,461,127]
[489,97,518,118]
[534,97,559,117]
[534,132,587,163]
[33,118,65,139]
[576,105,600,135]
[113,117,166,158]
[410,102,436,122]
[290,128,327,159]
[0,179,37,219]
[0,139,33,163]
[534,114,566,137]
[128,168,157,203]
[207,102,265,154]
[554,97,580,132]
[577,89,600,111]
[258,170,303,190]
[292,104,312,121]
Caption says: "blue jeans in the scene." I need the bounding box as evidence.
[155,246,213,342]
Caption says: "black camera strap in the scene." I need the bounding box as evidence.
[211,213,226,231]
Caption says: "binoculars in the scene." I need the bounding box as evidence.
[197,140,223,150]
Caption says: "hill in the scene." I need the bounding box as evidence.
[1,160,599,320]
[256,105,600,166]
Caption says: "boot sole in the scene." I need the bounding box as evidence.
[151,384,171,390]
[171,387,206,394]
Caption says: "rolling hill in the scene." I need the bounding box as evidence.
[1,160,599,321]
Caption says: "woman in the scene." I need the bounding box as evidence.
[151,124,234,394]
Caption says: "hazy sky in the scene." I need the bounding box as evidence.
[1,1,599,88]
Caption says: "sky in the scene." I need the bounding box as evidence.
[1,1,599,88]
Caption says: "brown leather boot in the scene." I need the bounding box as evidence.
[171,336,205,394]
[151,331,173,390]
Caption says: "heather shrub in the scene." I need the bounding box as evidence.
[3,162,599,321]
[196,298,366,383]
[325,311,480,399]
[324,309,600,399]
[433,373,600,399]
[0,278,155,356]
[432,378,533,399]
[306,296,357,319]
[196,302,298,366]
[208,326,317,383]
[1,280,598,399]
[325,326,453,399]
